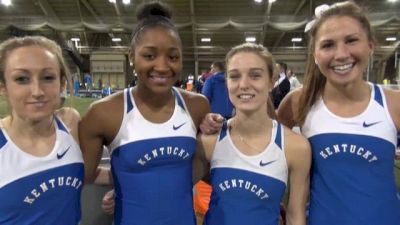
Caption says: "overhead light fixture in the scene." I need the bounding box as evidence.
[269,0,277,3]
[291,37,302,42]
[254,0,262,3]
[1,0,11,6]
[122,0,130,4]
[388,0,398,2]
[245,36,256,42]
[386,37,397,41]
[112,37,122,42]
[201,38,211,42]
[70,38,80,42]
[108,0,116,3]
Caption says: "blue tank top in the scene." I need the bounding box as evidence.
[205,120,288,225]
[0,117,84,225]
[108,87,197,225]
[302,83,400,225]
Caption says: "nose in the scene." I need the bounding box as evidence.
[335,42,350,60]
[239,75,250,89]
[154,56,170,73]
[31,79,44,98]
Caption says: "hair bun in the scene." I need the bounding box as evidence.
[136,1,172,21]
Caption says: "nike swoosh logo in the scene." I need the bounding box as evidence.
[173,122,186,130]
[362,121,382,128]
[57,146,71,159]
[259,160,276,167]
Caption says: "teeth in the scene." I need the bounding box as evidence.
[239,94,253,99]
[150,75,169,82]
[333,63,353,74]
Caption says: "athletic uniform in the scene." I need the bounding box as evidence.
[302,83,400,225]
[205,120,288,225]
[108,87,197,225]
[0,117,84,225]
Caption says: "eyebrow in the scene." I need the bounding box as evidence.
[228,68,264,73]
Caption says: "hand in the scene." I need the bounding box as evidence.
[101,189,115,215]
[200,113,224,134]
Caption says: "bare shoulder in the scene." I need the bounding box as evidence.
[56,106,81,142]
[277,88,303,128]
[84,92,124,120]
[80,92,125,144]
[283,126,311,168]
[383,88,400,129]
[56,107,80,126]
[178,89,210,128]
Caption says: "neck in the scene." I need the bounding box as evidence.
[323,80,370,102]
[231,112,271,134]
[134,85,174,108]
[3,115,55,138]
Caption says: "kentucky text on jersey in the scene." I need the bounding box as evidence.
[137,146,191,166]
[218,179,269,200]
[319,143,378,162]
[24,176,83,204]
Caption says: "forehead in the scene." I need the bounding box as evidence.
[135,26,181,50]
[228,52,266,69]
[4,45,59,73]
[316,16,365,41]
[7,45,57,64]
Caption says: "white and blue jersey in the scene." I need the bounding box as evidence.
[0,116,84,225]
[205,120,288,225]
[108,87,197,225]
[302,83,400,225]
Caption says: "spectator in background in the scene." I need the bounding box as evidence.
[196,69,212,93]
[287,68,302,91]
[271,62,290,109]
[97,78,103,89]
[202,61,234,120]
[84,72,92,90]
[73,73,80,96]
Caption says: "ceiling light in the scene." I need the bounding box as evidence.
[201,38,211,42]
[386,37,397,41]
[122,0,130,4]
[291,37,302,42]
[254,0,262,3]
[1,0,11,6]
[71,38,80,42]
[388,0,398,2]
[245,37,256,42]
[269,0,277,3]
[108,0,116,3]
[112,37,122,42]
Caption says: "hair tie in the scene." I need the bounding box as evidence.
[304,4,330,32]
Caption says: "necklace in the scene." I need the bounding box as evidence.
[231,119,266,153]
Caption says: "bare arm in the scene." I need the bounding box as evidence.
[192,132,219,184]
[79,102,106,183]
[277,89,302,129]
[284,129,311,225]
[384,88,400,130]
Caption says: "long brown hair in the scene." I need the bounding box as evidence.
[297,1,376,125]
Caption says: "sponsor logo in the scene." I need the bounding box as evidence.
[362,121,381,128]
[259,160,276,167]
[57,146,71,159]
[173,122,186,130]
